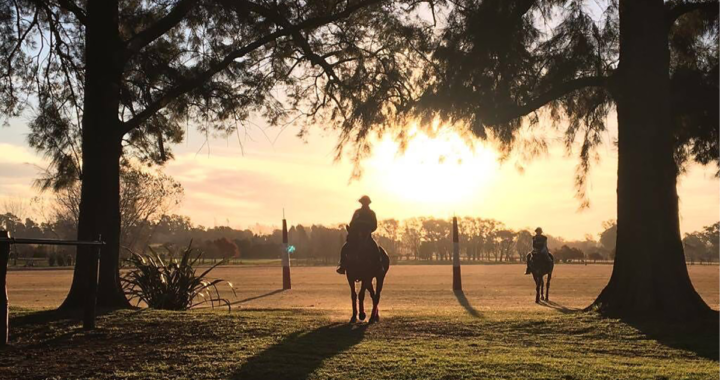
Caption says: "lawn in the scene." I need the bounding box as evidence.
[1,307,717,379]
[2,264,718,379]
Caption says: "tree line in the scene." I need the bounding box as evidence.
[4,204,717,265]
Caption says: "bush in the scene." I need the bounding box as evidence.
[121,243,236,310]
[57,255,66,266]
[48,254,56,267]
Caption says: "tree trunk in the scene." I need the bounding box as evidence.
[60,0,129,310]
[589,0,712,319]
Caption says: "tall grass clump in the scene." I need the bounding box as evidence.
[122,243,236,310]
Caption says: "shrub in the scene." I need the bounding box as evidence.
[48,254,56,267]
[121,243,236,310]
[57,255,66,266]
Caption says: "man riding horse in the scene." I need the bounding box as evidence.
[525,227,552,275]
[337,195,382,275]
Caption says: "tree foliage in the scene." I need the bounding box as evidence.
[0,0,433,186]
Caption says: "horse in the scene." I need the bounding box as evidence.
[527,251,554,303]
[342,227,390,324]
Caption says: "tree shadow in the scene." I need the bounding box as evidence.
[454,290,482,319]
[622,312,719,361]
[230,289,286,306]
[539,300,580,314]
[232,323,368,380]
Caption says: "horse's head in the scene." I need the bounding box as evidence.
[345,224,363,245]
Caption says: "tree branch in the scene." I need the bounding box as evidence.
[666,1,719,29]
[484,76,607,126]
[56,0,87,25]
[121,0,379,135]
[124,0,197,58]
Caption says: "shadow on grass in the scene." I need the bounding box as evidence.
[624,311,719,361]
[454,290,482,318]
[232,323,368,380]
[539,300,580,314]
[231,289,286,306]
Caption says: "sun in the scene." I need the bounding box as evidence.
[365,127,498,208]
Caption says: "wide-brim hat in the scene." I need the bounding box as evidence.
[358,195,372,204]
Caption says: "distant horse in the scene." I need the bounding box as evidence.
[527,251,554,303]
[342,226,390,323]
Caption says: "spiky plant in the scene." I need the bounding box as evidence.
[122,243,236,310]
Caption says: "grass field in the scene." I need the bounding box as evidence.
[2,264,718,379]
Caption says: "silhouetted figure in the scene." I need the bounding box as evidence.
[525,227,551,275]
[337,195,379,274]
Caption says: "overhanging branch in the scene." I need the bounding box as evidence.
[124,0,198,58]
[57,0,88,25]
[484,76,607,126]
[121,0,379,135]
[666,1,718,29]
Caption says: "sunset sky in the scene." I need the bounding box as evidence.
[1,113,718,240]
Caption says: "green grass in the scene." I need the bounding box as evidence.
[1,307,717,379]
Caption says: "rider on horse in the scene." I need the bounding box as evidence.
[337,195,380,275]
[525,227,551,274]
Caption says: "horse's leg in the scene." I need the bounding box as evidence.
[358,280,367,321]
[534,275,541,303]
[371,275,385,322]
[546,271,552,301]
[540,275,545,301]
[348,276,357,323]
[366,280,379,323]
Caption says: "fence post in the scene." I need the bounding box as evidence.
[1,231,9,345]
[83,236,101,330]
[452,217,462,291]
[282,219,291,290]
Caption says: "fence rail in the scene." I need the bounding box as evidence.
[0,231,104,346]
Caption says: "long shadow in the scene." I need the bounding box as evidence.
[622,311,719,361]
[232,323,367,380]
[540,300,580,314]
[230,289,286,306]
[453,290,482,318]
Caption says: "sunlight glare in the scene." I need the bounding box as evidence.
[366,127,498,207]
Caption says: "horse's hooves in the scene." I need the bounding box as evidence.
[369,316,377,324]
[358,312,366,321]
[349,316,357,324]
[535,299,540,304]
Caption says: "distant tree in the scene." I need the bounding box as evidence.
[588,252,605,263]
[214,238,239,259]
[683,233,710,263]
[697,223,719,262]
[555,245,585,263]
[495,229,517,262]
[402,218,422,260]
[599,220,617,258]
[516,230,533,261]
[52,165,183,252]
[421,218,452,260]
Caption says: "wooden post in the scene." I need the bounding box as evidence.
[282,219,291,290]
[83,236,101,330]
[452,217,462,291]
[0,231,10,345]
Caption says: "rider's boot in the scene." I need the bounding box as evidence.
[336,260,346,275]
[524,264,531,275]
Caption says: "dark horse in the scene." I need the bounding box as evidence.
[342,226,390,323]
[528,251,554,303]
